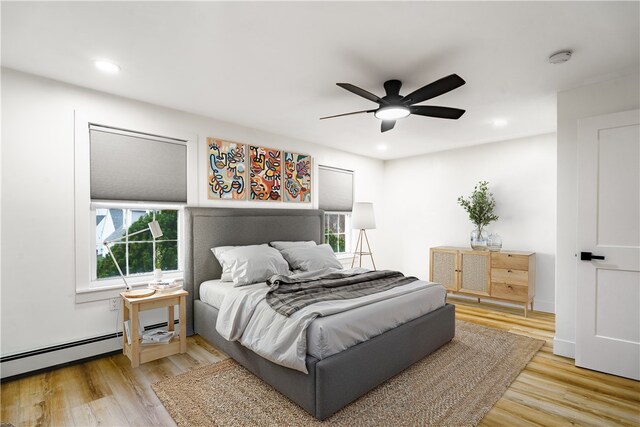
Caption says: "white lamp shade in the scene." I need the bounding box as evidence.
[351,202,376,230]
[148,220,163,238]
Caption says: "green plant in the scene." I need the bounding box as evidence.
[457,181,499,234]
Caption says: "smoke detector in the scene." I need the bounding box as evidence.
[548,50,572,64]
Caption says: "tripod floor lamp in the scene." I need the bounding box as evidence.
[103,219,163,298]
[351,202,377,270]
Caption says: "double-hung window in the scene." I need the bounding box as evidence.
[87,125,188,289]
[319,165,354,255]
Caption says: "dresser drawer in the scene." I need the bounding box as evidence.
[491,282,528,302]
[491,253,529,270]
[491,268,528,286]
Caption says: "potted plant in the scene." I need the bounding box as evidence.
[457,181,499,250]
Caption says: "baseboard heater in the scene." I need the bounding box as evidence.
[0,320,178,381]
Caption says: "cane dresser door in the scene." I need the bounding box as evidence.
[459,251,491,296]
[430,248,459,291]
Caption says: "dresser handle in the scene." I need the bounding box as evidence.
[507,254,512,257]
[508,269,512,273]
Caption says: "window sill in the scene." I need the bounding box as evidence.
[76,272,183,303]
[335,253,353,260]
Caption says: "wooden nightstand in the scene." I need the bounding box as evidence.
[121,289,188,367]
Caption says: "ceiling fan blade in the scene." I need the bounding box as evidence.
[336,83,386,104]
[320,109,375,120]
[401,74,466,105]
[381,120,396,132]
[410,105,466,120]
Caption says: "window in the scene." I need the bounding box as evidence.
[73,120,193,297]
[95,208,180,280]
[319,165,354,255]
[324,212,351,254]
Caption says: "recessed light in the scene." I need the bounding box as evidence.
[493,119,508,127]
[94,60,121,74]
[377,144,388,151]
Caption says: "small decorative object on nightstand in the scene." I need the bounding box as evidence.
[121,289,188,367]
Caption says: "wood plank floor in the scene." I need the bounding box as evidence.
[1,299,638,426]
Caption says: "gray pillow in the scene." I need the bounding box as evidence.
[214,244,290,286]
[270,240,317,251]
[279,244,343,272]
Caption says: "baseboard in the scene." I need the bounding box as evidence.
[0,320,178,380]
[532,299,555,313]
[1,335,123,380]
[553,337,575,359]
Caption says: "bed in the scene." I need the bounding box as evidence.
[185,207,455,420]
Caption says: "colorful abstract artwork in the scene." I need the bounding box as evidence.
[249,146,282,201]
[207,138,247,200]
[283,152,312,203]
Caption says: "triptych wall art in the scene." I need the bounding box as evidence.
[207,137,312,203]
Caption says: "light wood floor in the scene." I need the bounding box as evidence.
[1,299,638,426]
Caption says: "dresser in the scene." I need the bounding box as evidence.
[429,246,536,317]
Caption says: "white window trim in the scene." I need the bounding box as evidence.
[74,111,198,303]
[324,211,353,255]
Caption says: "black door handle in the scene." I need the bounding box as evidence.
[581,252,605,261]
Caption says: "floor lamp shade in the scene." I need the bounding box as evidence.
[352,202,376,230]
[351,202,377,270]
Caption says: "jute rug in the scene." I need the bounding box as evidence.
[152,321,544,426]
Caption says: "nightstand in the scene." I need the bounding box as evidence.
[121,289,188,367]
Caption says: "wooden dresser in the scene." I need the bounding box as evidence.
[429,246,536,317]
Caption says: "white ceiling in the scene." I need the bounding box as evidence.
[2,2,638,160]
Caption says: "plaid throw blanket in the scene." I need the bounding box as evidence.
[266,270,418,317]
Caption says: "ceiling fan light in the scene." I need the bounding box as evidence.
[374,106,410,120]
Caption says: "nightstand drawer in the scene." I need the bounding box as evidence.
[491,268,528,286]
[491,253,529,270]
[491,282,528,302]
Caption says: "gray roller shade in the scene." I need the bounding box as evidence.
[90,128,187,203]
[318,166,353,212]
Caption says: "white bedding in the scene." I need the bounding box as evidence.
[200,270,446,373]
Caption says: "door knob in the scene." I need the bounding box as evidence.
[580,252,605,261]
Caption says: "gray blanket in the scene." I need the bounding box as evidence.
[266,269,418,316]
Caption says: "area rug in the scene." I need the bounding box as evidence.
[152,321,544,426]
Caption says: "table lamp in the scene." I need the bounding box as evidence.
[103,220,163,298]
[351,202,377,270]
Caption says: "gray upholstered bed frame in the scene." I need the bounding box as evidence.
[184,207,455,420]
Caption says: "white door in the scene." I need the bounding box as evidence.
[576,109,640,380]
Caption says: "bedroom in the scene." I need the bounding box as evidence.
[1,1,639,426]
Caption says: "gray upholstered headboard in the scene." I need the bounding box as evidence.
[183,207,324,334]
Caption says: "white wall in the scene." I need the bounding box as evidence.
[377,134,557,313]
[555,73,640,358]
[0,68,384,358]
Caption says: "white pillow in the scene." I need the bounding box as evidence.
[279,244,343,272]
[269,240,317,251]
[215,244,290,286]
[211,246,236,282]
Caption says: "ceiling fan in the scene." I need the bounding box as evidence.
[320,74,466,132]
